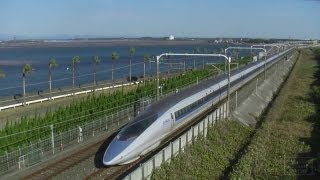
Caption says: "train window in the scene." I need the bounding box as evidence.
[175,89,221,121]
[117,111,158,141]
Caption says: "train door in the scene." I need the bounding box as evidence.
[171,113,175,129]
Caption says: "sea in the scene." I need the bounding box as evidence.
[0,43,235,97]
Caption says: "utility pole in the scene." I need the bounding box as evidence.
[156,56,160,101]
[227,57,231,118]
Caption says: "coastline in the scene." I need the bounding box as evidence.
[0,39,212,49]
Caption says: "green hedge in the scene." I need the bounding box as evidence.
[0,67,217,154]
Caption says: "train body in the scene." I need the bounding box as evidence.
[103,48,292,165]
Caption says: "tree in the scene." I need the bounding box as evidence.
[167,50,173,74]
[220,48,225,54]
[0,71,5,79]
[111,52,119,87]
[71,56,80,95]
[232,49,240,60]
[193,47,200,69]
[202,48,208,69]
[129,47,135,82]
[0,71,5,98]
[143,54,150,83]
[22,64,32,106]
[48,58,58,100]
[92,56,101,91]
[184,53,188,73]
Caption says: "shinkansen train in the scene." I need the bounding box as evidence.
[103,48,293,165]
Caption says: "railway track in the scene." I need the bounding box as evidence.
[85,103,220,180]
[84,162,135,180]
[21,139,104,180]
[21,100,220,180]
[21,51,293,179]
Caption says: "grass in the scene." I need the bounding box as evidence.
[151,121,253,179]
[151,48,320,179]
[230,48,320,179]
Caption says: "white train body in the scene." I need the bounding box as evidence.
[103,48,293,165]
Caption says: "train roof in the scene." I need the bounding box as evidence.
[150,74,225,114]
[147,60,260,115]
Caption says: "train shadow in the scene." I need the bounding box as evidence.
[94,130,120,169]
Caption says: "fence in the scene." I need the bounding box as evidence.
[124,102,228,180]
[0,65,218,130]
[228,50,297,114]
[123,50,298,180]
[0,104,141,174]
[0,50,296,175]
[0,67,218,175]
[0,56,201,111]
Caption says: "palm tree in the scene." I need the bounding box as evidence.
[48,58,58,100]
[111,52,119,87]
[71,56,80,95]
[230,49,240,61]
[0,70,5,90]
[202,48,208,69]
[143,54,150,83]
[220,48,225,54]
[0,71,5,79]
[235,49,240,60]
[193,47,200,69]
[92,56,101,91]
[184,53,188,73]
[22,64,32,106]
[167,50,173,74]
[129,47,135,82]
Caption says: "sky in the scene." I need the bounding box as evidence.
[0,0,319,40]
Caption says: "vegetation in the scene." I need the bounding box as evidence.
[242,38,279,44]
[129,47,135,81]
[152,49,320,179]
[92,55,101,90]
[22,64,32,105]
[111,52,119,86]
[0,49,252,155]
[143,54,150,83]
[48,58,58,100]
[238,55,253,66]
[193,47,200,69]
[0,71,5,79]
[230,48,320,178]
[71,56,80,94]
[231,49,240,60]
[152,121,253,179]
[201,47,208,68]
[0,66,218,154]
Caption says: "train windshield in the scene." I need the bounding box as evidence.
[117,111,158,141]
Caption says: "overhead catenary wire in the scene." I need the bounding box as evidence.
[0,69,219,140]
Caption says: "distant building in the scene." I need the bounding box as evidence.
[169,35,175,40]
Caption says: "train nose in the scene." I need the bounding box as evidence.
[103,138,134,166]
[103,154,121,166]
